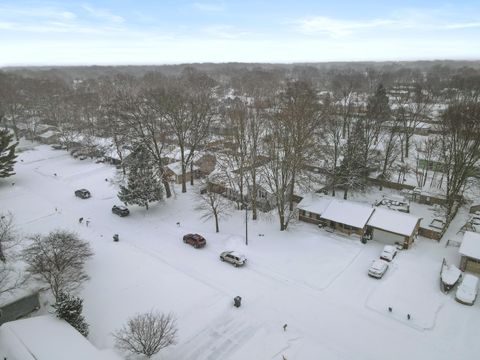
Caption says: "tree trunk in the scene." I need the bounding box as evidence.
[279,213,286,231]
[343,187,349,200]
[181,151,187,193]
[405,135,410,158]
[190,161,194,186]
[214,212,219,233]
[145,202,149,210]
[163,179,172,198]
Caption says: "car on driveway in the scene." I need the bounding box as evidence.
[74,189,91,199]
[380,245,397,262]
[183,234,206,248]
[112,205,130,217]
[368,259,389,279]
[220,251,247,267]
[455,274,479,305]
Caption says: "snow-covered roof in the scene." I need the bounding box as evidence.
[0,316,121,360]
[459,231,480,260]
[368,207,420,237]
[166,161,198,176]
[321,199,374,229]
[297,193,333,215]
[38,130,59,139]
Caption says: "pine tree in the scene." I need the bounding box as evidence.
[118,144,164,210]
[53,292,89,337]
[0,129,18,178]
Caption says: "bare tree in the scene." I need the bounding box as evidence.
[22,229,93,300]
[197,188,231,232]
[0,212,18,263]
[437,99,480,223]
[378,122,401,190]
[0,213,25,299]
[113,311,178,358]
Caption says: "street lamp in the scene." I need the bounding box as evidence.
[245,202,248,246]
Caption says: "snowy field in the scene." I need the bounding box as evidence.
[1,144,480,360]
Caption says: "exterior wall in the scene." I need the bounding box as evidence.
[298,209,322,225]
[330,222,363,236]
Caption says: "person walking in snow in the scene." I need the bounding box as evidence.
[79,217,84,224]
[86,220,90,227]
[283,324,288,331]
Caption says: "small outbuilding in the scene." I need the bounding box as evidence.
[367,207,421,249]
[459,231,480,273]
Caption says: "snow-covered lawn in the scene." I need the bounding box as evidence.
[2,144,480,360]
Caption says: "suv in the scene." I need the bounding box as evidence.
[380,245,397,262]
[74,189,91,199]
[183,234,206,248]
[220,251,247,267]
[112,205,130,217]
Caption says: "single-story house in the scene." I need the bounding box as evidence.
[320,198,375,236]
[366,207,421,249]
[459,231,480,273]
[0,315,121,360]
[165,161,200,184]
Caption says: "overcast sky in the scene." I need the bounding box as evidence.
[1,0,480,66]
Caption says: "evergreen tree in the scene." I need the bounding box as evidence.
[53,292,89,337]
[118,144,164,210]
[0,129,18,178]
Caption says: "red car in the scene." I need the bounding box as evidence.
[183,234,206,248]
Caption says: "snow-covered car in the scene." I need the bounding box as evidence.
[112,205,130,217]
[220,251,247,267]
[74,189,91,199]
[183,234,206,248]
[380,245,397,262]
[368,259,389,279]
[455,274,479,305]
[78,155,88,160]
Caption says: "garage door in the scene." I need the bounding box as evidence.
[372,228,404,245]
[466,259,480,273]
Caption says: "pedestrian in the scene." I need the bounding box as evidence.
[283,324,288,331]
[105,178,108,182]
[176,222,180,227]
[54,173,57,177]
[79,217,84,224]
[86,220,90,227]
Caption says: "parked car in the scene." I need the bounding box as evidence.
[78,155,88,160]
[51,144,63,150]
[112,205,130,217]
[74,189,91,199]
[380,245,397,262]
[183,234,206,248]
[220,251,247,267]
[368,259,389,279]
[455,274,479,305]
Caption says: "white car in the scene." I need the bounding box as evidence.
[368,259,389,279]
[380,245,397,262]
[220,251,247,267]
[455,274,479,305]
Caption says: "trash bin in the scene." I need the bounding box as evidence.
[113,234,119,242]
[361,237,367,244]
[233,296,242,308]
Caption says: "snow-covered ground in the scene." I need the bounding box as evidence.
[1,143,480,360]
